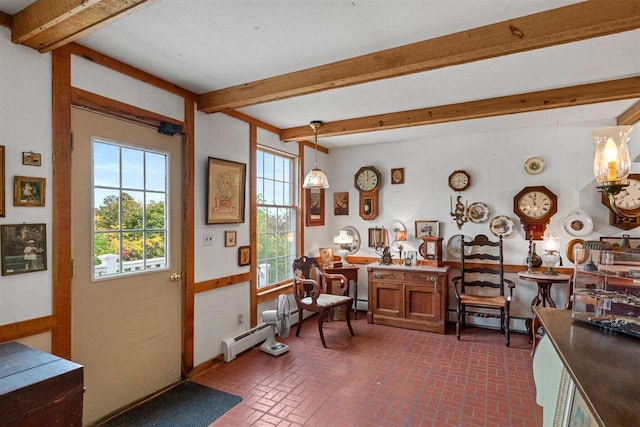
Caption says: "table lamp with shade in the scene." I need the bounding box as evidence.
[541,234,561,275]
[334,230,354,264]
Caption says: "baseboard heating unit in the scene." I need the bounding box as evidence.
[222,309,298,362]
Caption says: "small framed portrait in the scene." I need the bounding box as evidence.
[319,248,334,266]
[14,176,46,207]
[333,191,349,215]
[225,230,237,247]
[415,220,439,238]
[238,245,251,266]
[391,168,404,184]
[22,152,42,166]
[1,223,47,275]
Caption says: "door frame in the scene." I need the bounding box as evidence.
[52,45,197,376]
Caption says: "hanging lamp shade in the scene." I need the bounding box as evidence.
[303,121,330,189]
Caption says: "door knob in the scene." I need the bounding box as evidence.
[170,272,183,282]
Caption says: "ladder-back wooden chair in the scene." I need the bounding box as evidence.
[292,256,354,348]
[452,234,515,346]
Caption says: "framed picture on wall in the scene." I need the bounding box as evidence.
[207,157,246,224]
[305,188,325,226]
[333,191,349,215]
[238,246,250,266]
[22,151,41,166]
[319,247,334,266]
[225,230,237,247]
[1,223,47,275]
[415,220,439,238]
[14,176,46,207]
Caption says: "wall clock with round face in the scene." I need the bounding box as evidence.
[354,166,381,192]
[601,173,640,230]
[513,186,557,240]
[448,170,470,191]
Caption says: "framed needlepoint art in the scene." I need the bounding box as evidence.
[207,157,246,224]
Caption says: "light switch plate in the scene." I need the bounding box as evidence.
[203,232,214,246]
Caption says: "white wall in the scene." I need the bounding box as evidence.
[315,122,640,328]
[192,112,252,365]
[0,27,53,328]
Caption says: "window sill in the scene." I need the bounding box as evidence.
[256,281,293,304]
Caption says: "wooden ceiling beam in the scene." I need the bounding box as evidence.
[618,101,640,125]
[198,0,640,114]
[11,0,155,53]
[0,11,11,29]
[281,77,640,141]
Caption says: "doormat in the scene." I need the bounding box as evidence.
[101,381,242,426]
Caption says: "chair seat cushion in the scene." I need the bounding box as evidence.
[460,294,505,307]
[301,294,351,307]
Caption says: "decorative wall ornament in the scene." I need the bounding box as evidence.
[450,195,468,229]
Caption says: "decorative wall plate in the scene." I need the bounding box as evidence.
[446,234,472,258]
[563,210,593,237]
[467,202,490,223]
[489,215,515,237]
[524,157,545,175]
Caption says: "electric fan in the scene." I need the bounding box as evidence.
[260,294,291,356]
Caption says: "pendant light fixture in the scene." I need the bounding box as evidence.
[302,120,330,189]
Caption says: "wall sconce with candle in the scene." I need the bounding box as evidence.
[593,126,635,218]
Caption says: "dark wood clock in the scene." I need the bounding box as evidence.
[513,186,557,240]
[420,235,443,267]
[601,173,640,230]
[355,166,381,220]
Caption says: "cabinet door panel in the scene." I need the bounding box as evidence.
[406,283,439,322]
[372,282,403,318]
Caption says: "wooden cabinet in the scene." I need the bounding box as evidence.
[0,342,84,426]
[367,264,448,334]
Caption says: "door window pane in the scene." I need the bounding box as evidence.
[92,140,169,279]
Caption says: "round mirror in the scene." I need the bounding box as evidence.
[340,226,361,254]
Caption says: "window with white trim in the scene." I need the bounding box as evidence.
[92,139,169,279]
[256,148,297,289]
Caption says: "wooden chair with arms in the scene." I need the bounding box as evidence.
[452,234,515,347]
[292,256,355,348]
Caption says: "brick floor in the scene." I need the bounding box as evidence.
[195,315,542,427]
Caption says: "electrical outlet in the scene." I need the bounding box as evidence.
[238,313,244,324]
[202,232,214,246]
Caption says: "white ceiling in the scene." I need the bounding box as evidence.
[1,0,638,148]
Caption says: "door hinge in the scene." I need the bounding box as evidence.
[70,133,74,151]
[71,259,74,277]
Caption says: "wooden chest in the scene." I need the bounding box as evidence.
[0,341,83,426]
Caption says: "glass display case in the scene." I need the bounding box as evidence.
[572,247,640,339]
